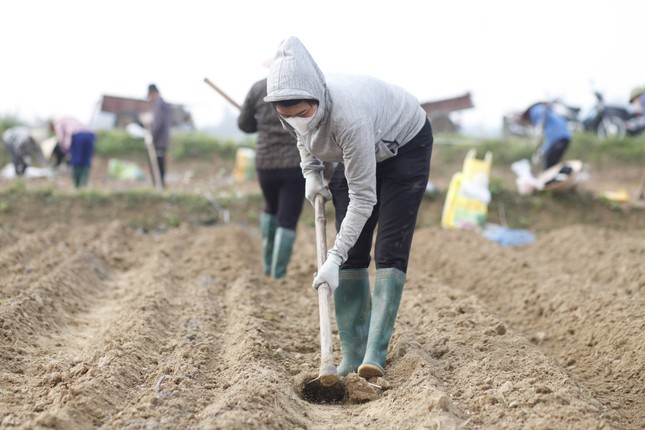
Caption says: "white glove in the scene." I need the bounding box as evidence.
[305,171,332,206]
[313,253,342,292]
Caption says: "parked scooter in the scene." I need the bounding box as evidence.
[581,91,645,139]
[504,91,645,140]
[502,99,581,138]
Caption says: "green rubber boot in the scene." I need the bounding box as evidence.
[358,268,406,378]
[72,166,90,188]
[260,213,277,276]
[78,166,90,187]
[334,268,372,376]
[271,227,296,279]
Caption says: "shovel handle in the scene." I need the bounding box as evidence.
[314,194,337,377]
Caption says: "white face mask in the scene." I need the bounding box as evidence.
[283,116,314,136]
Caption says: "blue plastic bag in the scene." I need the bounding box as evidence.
[482,223,536,247]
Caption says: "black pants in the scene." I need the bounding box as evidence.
[257,167,306,229]
[544,139,569,170]
[8,150,27,176]
[329,118,433,272]
[156,155,166,187]
[52,143,67,167]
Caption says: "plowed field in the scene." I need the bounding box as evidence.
[1,158,643,429]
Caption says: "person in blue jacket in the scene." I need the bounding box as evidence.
[521,102,571,170]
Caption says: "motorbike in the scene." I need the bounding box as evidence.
[503,91,645,140]
[502,99,582,137]
[581,91,645,139]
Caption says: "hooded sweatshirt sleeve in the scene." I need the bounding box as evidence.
[296,139,325,175]
[329,122,378,261]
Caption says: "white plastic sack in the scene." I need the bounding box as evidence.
[511,159,543,195]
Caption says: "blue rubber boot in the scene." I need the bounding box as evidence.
[334,268,372,376]
[358,268,405,378]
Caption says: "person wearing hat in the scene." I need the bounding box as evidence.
[629,86,645,110]
[521,102,571,170]
[238,77,305,279]
[147,84,172,187]
[265,37,433,379]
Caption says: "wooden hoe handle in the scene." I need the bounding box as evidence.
[314,194,337,378]
[203,77,242,111]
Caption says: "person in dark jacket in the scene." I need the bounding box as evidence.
[238,78,305,279]
[147,84,172,187]
[265,37,433,379]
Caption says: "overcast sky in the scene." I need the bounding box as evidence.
[2,0,643,135]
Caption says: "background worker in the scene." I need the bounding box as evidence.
[147,83,172,187]
[265,37,433,379]
[50,117,96,188]
[521,102,571,171]
[629,86,645,110]
[2,126,44,176]
[238,78,305,279]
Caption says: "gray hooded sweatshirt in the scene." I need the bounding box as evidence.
[265,36,427,263]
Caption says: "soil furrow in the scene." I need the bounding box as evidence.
[1,211,642,429]
[411,225,643,428]
[2,223,177,428]
[0,224,75,299]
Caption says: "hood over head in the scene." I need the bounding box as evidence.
[264,37,326,105]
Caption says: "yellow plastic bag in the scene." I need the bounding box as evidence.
[441,149,493,229]
[234,148,256,181]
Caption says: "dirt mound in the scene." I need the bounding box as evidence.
[1,209,643,429]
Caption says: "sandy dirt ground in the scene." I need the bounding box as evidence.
[0,156,644,429]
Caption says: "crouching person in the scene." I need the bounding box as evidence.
[2,126,43,176]
[50,117,96,188]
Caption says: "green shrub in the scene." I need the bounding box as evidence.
[95,130,147,157]
[433,132,645,168]
[433,136,533,166]
[568,133,645,165]
[0,116,24,166]
[0,116,22,133]
[94,129,247,161]
[168,132,241,161]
